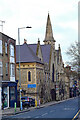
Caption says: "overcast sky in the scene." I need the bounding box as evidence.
[0,0,79,65]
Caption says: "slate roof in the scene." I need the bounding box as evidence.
[29,44,51,64]
[28,44,37,55]
[41,44,51,64]
[16,43,43,64]
[16,43,51,64]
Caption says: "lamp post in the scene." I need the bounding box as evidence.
[18,26,32,110]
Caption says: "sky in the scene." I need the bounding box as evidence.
[0,0,79,65]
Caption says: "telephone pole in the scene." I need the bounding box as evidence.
[0,20,5,32]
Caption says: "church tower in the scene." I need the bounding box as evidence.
[43,13,55,47]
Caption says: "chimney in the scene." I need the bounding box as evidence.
[24,39,27,44]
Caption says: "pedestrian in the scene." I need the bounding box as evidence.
[39,99,40,107]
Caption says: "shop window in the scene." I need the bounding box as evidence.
[10,87,15,100]
[0,40,2,54]
[28,71,31,81]
[2,87,8,108]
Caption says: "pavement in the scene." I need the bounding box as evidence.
[1,97,80,119]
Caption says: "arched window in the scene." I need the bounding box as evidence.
[52,64,54,82]
[28,71,31,81]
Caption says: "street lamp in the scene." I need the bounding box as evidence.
[18,26,32,110]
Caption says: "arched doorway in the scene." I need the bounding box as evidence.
[51,89,56,101]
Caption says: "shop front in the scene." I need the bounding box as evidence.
[2,81,17,109]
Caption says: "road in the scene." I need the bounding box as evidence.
[2,97,80,120]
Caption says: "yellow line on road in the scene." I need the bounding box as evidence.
[72,110,80,120]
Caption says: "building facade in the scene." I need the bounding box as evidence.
[16,13,69,104]
[0,32,17,109]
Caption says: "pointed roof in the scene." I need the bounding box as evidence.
[44,13,54,42]
[16,43,43,64]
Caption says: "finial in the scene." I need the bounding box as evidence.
[58,44,60,48]
[58,44,61,50]
[38,38,40,44]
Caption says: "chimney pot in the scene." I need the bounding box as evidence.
[24,39,27,44]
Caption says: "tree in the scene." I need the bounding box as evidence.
[66,41,80,73]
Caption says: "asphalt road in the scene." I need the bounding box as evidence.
[2,97,80,120]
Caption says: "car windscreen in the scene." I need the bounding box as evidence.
[21,97,27,100]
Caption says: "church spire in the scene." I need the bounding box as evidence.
[43,13,55,45]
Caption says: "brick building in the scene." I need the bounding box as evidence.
[0,32,17,109]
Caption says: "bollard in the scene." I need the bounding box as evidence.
[21,101,23,111]
[35,100,37,107]
[39,99,40,107]
[14,102,16,112]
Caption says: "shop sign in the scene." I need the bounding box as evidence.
[27,84,36,88]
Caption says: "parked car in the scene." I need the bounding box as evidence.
[17,96,29,108]
[17,96,35,108]
[28,97,35,107]
[21,96,30,108]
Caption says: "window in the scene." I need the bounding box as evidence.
[0,40,2,54]
[2,87,8,108]
[28,71,31,81]
[10,64,15,77]
[0,61,3,75]
[6,63,8,75]
[52,64,54,82]
[10,44,15,63]
[10,87,15,100]
[5,42,7,54]
[10,44,14,57]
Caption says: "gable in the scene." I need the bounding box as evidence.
[37,45,43,62]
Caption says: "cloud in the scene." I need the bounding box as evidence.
[57,21,78,32]
[0,0,79,63]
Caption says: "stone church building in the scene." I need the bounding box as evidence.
[16,13,69,104]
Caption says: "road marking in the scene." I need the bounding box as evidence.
[64,108,75,110]
[27,116,31,118]
[35,116,39,118]
[50,110,54,113]
[72,110,80,120]
[41,113,48,116]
